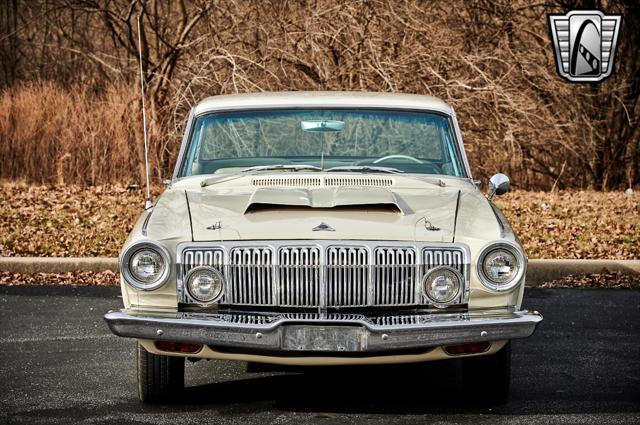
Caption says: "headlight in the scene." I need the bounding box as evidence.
[477,242,525,291]
[186,266,224,304]
[130,249,165,283]
[423,266,462,305]
[120,242,171,290]
[483,250,517,283]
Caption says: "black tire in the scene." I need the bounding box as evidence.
[462,341,511,402]
[137,342,185,403]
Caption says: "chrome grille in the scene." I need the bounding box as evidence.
[218,313,275,325]
[278,247,321,306]
[326,246,369,307]
[279,313,366,321]
[228,247,274,305]
[423,248,465,275]
[180,242,469,308]
[180,312,433,327]
[183,249,224,274]
[373,247,417,306]
[371,315,424,327]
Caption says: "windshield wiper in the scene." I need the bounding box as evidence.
[202,164,402,188]
[241,164,322,173]
[201,164,322,187]
[324,165,404,174]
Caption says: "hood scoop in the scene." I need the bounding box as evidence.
[245,203,402,215]
[244,187,408,215]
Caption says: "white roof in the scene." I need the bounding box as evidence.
[193,91,453,116]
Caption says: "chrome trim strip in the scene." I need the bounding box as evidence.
[172,108,195,181]
[141,210,153,237]
[105,309,543,353]
[172,105,470,182]
[489,202,515,239]
[450,110,474,180]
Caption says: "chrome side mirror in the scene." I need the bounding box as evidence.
[488,173,510,200]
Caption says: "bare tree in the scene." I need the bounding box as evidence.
[0,0,638,189]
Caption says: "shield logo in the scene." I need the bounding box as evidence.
[312,222,335,232]
[548,10,622,82]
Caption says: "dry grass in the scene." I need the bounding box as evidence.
[0,183,144,257]
[0,270,119,286]
[0,82,149,186]
[0,183,637,259]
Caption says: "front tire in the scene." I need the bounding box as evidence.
[462,341,511,402]
[137,342,185,403]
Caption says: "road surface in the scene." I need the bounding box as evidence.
[1,285,638,424]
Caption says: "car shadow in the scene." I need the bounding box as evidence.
[177,359,503,415]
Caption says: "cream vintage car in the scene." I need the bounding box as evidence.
[105,91,542,403]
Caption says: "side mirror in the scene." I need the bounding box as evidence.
[488,173,510,200]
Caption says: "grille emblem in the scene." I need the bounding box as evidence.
[312,222,335,232]
[548,10,622,82]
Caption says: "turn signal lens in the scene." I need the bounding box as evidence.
[155,341,202,353]
[444,342,491,355]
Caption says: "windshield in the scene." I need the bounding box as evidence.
[179,109,466,177]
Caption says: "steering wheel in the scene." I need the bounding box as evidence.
[373,154,424,164]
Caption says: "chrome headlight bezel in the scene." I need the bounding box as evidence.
[185,266,225,306]
[120,241,172,291]
[422,265,463,307]
[477,241,526,292]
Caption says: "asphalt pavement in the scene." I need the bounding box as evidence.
[0,285,638,424]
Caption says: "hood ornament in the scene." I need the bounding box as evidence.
[417,217,440,232]
[312,222,335,232]
[424,221,440,231]
[206,221,222,230]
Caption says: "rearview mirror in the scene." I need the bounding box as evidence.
[301,120,345,132]
[488,173,510,200]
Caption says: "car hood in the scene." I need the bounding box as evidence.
[145,177,495,244]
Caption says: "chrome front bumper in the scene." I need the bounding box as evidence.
[104,309,542,353]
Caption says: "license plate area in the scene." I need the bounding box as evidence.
[282,325,365,352]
